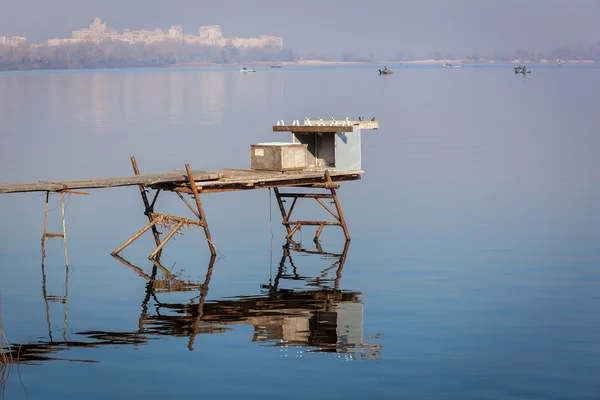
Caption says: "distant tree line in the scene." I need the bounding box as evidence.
[389,40,600,63]
[0,40,298,71]
[3,38,600,71]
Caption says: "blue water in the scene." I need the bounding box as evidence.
[1,64,600,399]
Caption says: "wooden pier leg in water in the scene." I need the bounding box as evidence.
[325,171,351,242]
[314,223,325,242]
[287,222,302,240]
[273,188,294,236]
[131,156,162,249]
[185,164,217,257]
[60,192,70,341]
[60,192,69,266]
[41,191,50,264]
[112,216,163,256]
[148,221,184,260]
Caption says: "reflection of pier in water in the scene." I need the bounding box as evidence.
[3,242,380,363]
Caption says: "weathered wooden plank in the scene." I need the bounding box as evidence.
[162,170,363,188]
[273,126,353,133]
[218,169,362,180]
[0,170,223,194]
[153,170,363,194]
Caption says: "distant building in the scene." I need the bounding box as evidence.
[229,35,283,49]
[47,38,83,46]
[168,26,183,40]
[199,25,223,40]
[260,35,283,48]
[119,29,166,44]
[72,17,109,42]
[229,37,264,48]
[40,18,283,49]
[0,36,27,47]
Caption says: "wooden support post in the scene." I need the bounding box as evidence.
[314,223,325,242]
[185,164,217,257]
[131,156,162,249]
[275,174,350,242]
[41,190,78,267]
[112,216,163,256]
[60,192,69,267]
[325,170,351,242]
[176,192,201,219]
[148,221,184,260]
[273,188,292,236]
[41,191,49,263]
[314,198,341,221]
[287,222,302,239]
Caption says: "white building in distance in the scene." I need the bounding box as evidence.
[46,18,283,49]
[0,36,28,47]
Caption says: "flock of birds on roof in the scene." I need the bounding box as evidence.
[276,117,376,127]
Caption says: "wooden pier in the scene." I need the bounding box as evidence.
[0,121,378,261]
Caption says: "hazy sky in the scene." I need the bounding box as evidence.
[2,0,600,56]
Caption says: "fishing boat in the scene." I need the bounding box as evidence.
[514,64,531,74]
[240,67,257,73]
[378,66,393,75]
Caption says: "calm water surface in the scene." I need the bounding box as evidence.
[1,65,600,399]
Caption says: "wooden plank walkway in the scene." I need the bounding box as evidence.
[0,170,223,194]
[152,169,363,194]
[0,169,362,195]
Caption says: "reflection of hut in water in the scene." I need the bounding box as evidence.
[3,242,380,363]
[145,285,365,353]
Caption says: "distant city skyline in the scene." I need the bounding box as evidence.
[1,0,600,57]
[42,17,282,49]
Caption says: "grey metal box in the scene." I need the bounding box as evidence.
[250,142,308,171]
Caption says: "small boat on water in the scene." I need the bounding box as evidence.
[378,66,393,75]
[514,64,531,74]
[271,65,282,68]
[443,63,453,68]
[240,67,257,72]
